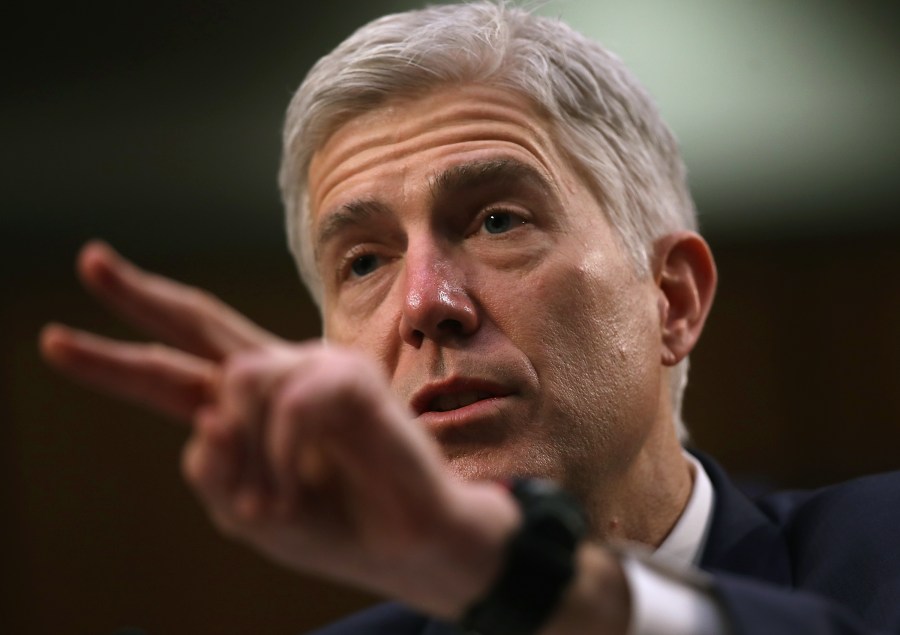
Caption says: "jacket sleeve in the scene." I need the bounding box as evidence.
[711,571,898,635]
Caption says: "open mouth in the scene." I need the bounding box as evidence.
[411,380,511,417]
[427,390,496,413]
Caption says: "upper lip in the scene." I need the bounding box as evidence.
[410,377,513,416]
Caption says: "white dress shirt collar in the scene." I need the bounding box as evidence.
[653,452,715,566]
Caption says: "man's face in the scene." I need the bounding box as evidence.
[306,85,668,499]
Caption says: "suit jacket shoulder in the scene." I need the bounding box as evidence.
[697,451,900,634]
[761,469,900,626]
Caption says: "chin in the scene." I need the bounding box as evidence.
[441,442,559,485]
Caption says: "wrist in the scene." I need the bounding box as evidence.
[414,480,522,620]
[457,478,590,635]
[540,545,630,635]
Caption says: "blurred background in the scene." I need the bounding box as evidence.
[2,0,898,633]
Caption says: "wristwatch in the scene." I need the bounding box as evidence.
[458,478,588,635]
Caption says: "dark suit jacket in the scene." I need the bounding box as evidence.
[307,453,900,634]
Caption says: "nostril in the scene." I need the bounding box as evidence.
[437,318,463,332]
[399,287,478,346]
[409,328,425,347]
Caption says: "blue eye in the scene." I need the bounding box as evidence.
[483,212,520,234]
[350,253,380,277]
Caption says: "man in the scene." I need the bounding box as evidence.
[40,2,900,634]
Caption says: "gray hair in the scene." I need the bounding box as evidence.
[279,1,697,440]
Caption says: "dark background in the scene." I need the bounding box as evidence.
[2,1,898,633]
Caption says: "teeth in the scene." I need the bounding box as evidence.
[430,391,491,412]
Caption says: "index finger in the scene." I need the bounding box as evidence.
[78,241,280,360]
[40,322,219,422]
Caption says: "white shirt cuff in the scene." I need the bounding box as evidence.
[620,554,732,635]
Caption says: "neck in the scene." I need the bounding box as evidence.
[584,421,693,548]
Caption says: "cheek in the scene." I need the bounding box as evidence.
[520,257,662,425]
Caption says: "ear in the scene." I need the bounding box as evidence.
[651,232,717,367]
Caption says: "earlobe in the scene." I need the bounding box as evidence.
[652,232,717,366]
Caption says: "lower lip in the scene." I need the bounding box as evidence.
[417,396,509,432]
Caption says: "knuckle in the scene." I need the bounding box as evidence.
[143,343,170,370]
[267,346,389,433]
[187,287,221,314]
[274,378,314,422]
[222,353,266,395]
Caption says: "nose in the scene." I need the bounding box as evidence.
[398,246,479,347]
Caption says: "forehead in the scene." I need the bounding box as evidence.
[307,85,577,225]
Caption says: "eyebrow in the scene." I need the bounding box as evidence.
[427,157,557,203]
[314,158,557,255]
[315,198,392,258]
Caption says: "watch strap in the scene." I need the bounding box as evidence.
[458,478,587,635]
